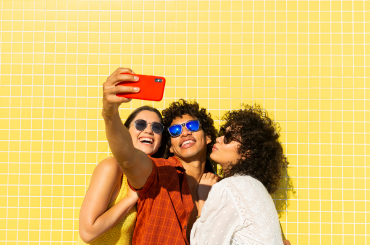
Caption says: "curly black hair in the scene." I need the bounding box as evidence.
[220,104,288,194]
[162,99,217,158]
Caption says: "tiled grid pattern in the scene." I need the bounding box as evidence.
[0,0,369,244]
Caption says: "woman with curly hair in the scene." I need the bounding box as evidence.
[191,105,289,245]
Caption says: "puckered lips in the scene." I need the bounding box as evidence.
[139,136,154,145]
[179,136,196,149]
[212,144,218,151]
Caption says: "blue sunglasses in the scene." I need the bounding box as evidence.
[168,120,200,137]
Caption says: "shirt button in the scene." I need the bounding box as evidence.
[184,225,187,229]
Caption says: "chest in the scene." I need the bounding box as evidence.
[139,166,194,215]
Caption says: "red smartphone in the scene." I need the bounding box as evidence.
[117,74,166,101]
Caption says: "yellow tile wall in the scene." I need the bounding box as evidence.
[0,0,369,244]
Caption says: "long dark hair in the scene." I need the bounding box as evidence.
[124,106,167,158]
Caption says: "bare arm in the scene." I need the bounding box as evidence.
[79,157,139,243]
[197,173,220,216]
[102,67,153,189]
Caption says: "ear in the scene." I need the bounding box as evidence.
[170,145,174,154]
[206,135,212,144]
[241,150,250,160]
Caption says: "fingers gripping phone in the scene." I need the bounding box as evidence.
[117,74,166,102]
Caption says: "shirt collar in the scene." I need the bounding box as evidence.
[170,156,215,174]
[170,156,186,171]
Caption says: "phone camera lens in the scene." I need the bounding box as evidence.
[155,78,162,83]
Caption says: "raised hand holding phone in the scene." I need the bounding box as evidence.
[117,73,166,102]
[102,67,140,117]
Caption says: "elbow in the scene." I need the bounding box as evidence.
[119,159,136,170]
[102,156,134,172]
[113,158,133,171]
[116,152,140,170]
[79,228,96,244]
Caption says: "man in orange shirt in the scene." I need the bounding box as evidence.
[102,68,217,244]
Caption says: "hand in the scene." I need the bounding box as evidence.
[283,240,291,245]
[102,67,140,118]
[198,173,220,201]
[126,183,139,203]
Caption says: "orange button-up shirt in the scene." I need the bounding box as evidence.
[131,156,194,245]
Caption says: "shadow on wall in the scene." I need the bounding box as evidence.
[273,167,296,240]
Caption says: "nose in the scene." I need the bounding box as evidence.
[180,125,192,136]
[216,136,223,144]
[143,123,154,134]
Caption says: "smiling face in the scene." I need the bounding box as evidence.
[169,114,211,162]
[128,110,162,156]
[210,127,241,169]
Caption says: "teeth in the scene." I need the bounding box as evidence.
[181,140,194,147]
[139,138,153,144]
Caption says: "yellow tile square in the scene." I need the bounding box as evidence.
[26,218,40,231]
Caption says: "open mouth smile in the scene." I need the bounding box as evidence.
[139,137,154,145]
[180,138,196,149]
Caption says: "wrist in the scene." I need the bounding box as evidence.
[198,199,205,205]
[198,192,209,201]
[128,195,139,204]
[127,192,139,202]
[102,110,119,121]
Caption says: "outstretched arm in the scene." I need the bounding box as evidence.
[102,67,153,189]
[79,157,138,243]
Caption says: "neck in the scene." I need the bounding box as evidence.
[177,155,207,243]
[177,155,207,184]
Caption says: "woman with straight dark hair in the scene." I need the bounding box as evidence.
[77,106,167,244]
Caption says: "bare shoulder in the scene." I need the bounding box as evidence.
[92,156,123,180]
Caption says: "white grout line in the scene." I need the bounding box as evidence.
[351,1,355,244]
[37,0,47,242]
[362,0,366,243]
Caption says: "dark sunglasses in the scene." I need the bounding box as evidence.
[219,127,240,144]
[168,120,200,137]
[133,119,164,134]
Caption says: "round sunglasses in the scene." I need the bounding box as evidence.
[168,120,200,137]
[133,119,164,134]
[219,127,240,144]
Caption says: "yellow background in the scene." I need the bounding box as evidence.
[0,0,369,244]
